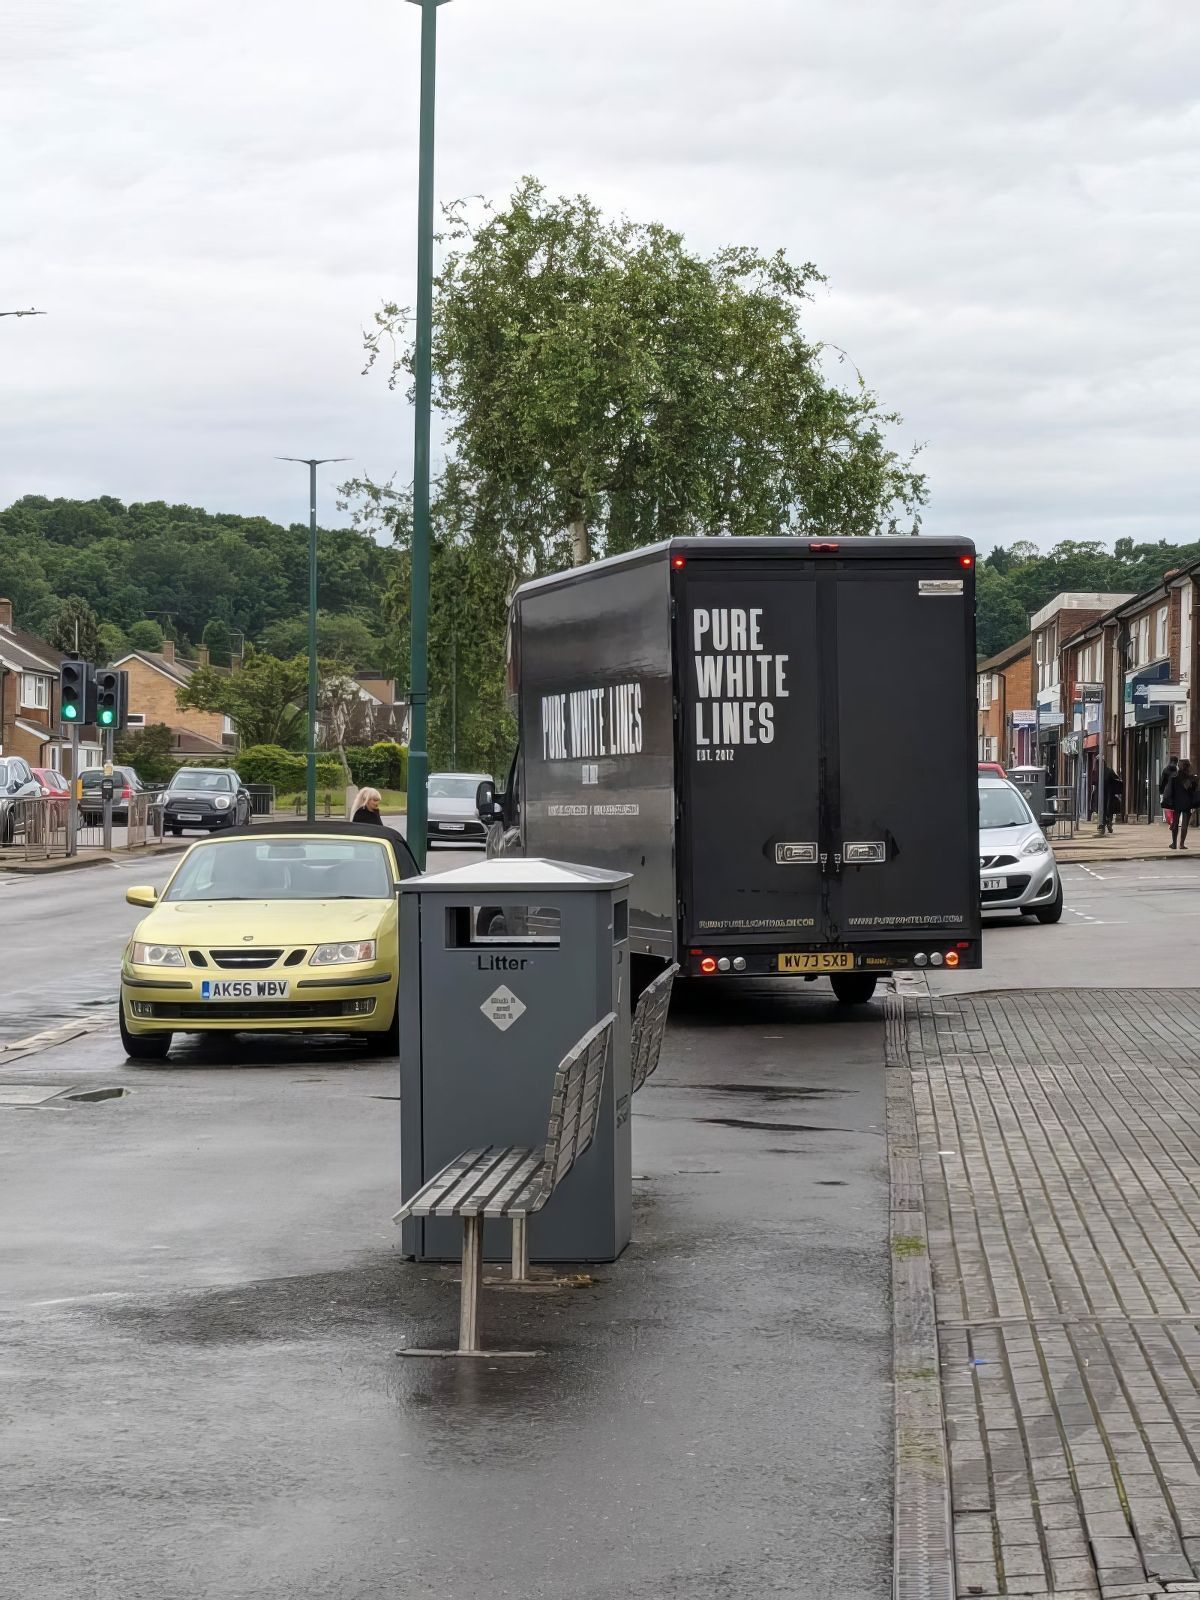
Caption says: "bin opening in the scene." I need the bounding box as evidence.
[445,904,561,949]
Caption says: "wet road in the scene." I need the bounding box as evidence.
[0,854,891,1599]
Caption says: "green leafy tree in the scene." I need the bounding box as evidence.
[97,622,127,664]
[176,653,309,748]
[115,722,176,785]
[258,611,383,667]
[364,177,927,563]
[201,618,233,667]
[46,596,102,662]
[126,619,164,652]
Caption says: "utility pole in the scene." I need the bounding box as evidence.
[405,0,452,869]
[278,457,349,822]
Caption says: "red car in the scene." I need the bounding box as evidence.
[32,768,70,799]
[978,761,1007,779]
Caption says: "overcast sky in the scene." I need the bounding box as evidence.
[3,0,1197,551]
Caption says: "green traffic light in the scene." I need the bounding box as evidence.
[63,705,78,720]
[99,710,114,726]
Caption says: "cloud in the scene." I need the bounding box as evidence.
[2,0,1197,551]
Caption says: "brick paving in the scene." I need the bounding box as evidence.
[901,989,1200,1600]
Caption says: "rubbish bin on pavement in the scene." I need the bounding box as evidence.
[397,857,633,1264]
[1006,764,1048,822]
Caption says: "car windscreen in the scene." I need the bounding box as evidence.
[163,838,395,901]
[428,776,484,800]
[170,771,234,792]
[0,762,9,786]
[979,785,1033,829]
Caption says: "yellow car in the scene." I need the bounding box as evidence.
[120,821,419,1061]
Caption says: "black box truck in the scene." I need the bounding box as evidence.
[478,536,981,1003]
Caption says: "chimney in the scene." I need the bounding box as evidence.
[0,598,12,629]
[196,644,209,667]
[161,639,176,665]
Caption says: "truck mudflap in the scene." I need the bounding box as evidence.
[683,940,980,977]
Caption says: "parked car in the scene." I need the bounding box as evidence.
[119,821,419,1060]
[978,761,1007,779]
[0,756,42,845]
[80,765,144,824]
[32,767,70,799]
[158,768,253,834]
[979,777,1063,923]
[427,771,493,847]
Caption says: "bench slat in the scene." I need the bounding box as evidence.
[479,1151,547,1217]
[453,1147,540,1217]
[432,1146,525,1217]
[392,1146,492,1222]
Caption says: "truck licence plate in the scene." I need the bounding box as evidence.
[201,980,289,1001]
[777,951,854,973]
[980,876,1008,891]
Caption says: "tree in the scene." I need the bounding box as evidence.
[97,622,127,664]
[201,619,233,667]
[176,652,309,748]
[46,596,102,661]
[364,177,927,563]
[258,611,382,667]
[115,722,175,785]
[127,619,164,652]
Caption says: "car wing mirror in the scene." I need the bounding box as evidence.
[126,885,158,908]
[476,780,502,822]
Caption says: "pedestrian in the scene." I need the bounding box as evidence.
[1162,759,1198,850]
[1098,762,1123,835]
[351,786,384,826]
[1160,756,1178,835]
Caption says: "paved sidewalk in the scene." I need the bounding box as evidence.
[1054,826,1178,866]
[898,988,1200,1599]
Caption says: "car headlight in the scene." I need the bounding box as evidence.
[132,942,186,967]
[310,940,377,966]
[214,796,231,810]
[1021,837,1050,857]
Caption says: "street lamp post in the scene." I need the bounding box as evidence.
[405,0,452,871]
[278,457,349,822]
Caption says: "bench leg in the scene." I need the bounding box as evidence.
[458,1215,484,1354]
[511,1216,529,1283]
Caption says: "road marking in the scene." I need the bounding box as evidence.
[1075,864,1107,881]
[27,1291,128,1308]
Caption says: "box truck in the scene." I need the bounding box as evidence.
[477,536,980,1003]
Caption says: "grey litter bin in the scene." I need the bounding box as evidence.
[1006,764,1047,821]
[398,858,633,1265]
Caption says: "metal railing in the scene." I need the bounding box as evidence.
[1042,786,1077,841]
[246,784,275,817]
[2,795,164,863]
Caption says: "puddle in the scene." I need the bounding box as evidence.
[699,1117,850,1134]
[661,1083,851,1100]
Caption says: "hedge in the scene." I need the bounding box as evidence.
[345,742,408,792]
[177,741,407,794]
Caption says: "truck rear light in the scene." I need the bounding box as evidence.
[944,951,960,968]
[699,957,717,975]
[956,941,970,950]
[929,952,945,967]
[671,556,686,570]
[959,554,974,568]
[732,957,746,972]
[717,957,731,972]
[913,953,928,967]
[810,541,839,553]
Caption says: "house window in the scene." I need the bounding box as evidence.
[21,673,50,711]
[127,713,146,729]
[1155,604,1169,662]
[978,674,993,710]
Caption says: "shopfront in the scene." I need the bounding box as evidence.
[1124,661,1172,820]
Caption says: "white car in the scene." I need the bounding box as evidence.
[979,778,1063,923]
[427,772,493,848]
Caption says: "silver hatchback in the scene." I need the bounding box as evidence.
[979,778,1063,923]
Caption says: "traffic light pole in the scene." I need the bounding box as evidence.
[102,727,114,852]
[66,724,79,857]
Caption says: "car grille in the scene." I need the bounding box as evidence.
[982,876,1030,903]
[208,948,285,970]
[979,853,1019,870]
[143,999,377,1021]
[431,820,485,836]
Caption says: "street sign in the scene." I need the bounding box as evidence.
[1145,684,1188,704]
[1038,711,1065,728]
[1075,682,1104,701]
[1010,709,1037,727]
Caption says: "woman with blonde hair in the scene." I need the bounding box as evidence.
[351,787,383,826]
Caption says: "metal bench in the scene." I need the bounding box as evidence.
[393,1012,614,1357]
[630,963,678,1093]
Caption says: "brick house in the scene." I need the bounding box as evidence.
[0,598,107,773]
[976,636,1033,766]
[112,641,234,757]
[1029,593,1134,782]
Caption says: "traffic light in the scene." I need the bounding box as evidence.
[93,668,128,730]
[59,659,94,725]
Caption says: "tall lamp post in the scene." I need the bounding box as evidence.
[405,0,451,870]
[279,456,350,822]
